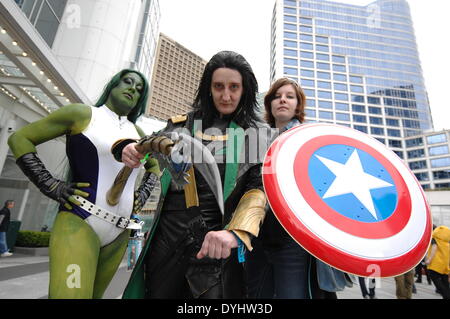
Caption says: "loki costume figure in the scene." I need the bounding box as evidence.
[8,69,158,298]
[116,51,269,298]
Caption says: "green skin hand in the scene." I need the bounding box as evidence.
[7,72,152,298]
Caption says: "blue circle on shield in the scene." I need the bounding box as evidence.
[308,144,398,223]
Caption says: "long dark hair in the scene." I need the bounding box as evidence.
[193,51,259,129]
[264,78,306,128]
[94,69,149,123]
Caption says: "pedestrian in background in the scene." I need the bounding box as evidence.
[358,276,377,299]
[0,200,15,257]
[394,269,415,299]
[425,225,450,299]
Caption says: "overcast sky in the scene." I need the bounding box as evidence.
[158,0,450,131]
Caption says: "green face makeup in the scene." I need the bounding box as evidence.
[106,72,143,116]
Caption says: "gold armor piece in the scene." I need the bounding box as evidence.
[227,189,267,250]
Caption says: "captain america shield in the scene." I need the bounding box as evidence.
[262,123,432,277]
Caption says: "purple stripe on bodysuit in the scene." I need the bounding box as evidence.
[65,133,99,219]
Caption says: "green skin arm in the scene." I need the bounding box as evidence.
[8,103,92,208]
[6,72,152,298]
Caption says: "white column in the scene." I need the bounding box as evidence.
[0,116,15,174]
[17,188,30,222]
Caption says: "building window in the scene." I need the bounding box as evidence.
[370,127,384,136]
[319,111,333,120]
[387,129,401,137]
[305,109,316,118]
[354,125,367,133]
[407,149,425,159]
[300,51,314,59]
[427,133,447,145]
[352,104,365,113]
[368,107,382,115]
[318,91,332,99]
[409,160,427,170]
[318,81,331,89]
[335,93,348,101]
[336,113,350,121]
[301,69,314,77]
[317,62,330,70]
[405,137,423,148]
[429,145,449,156]
[316,36,328,44]
[301,79,315,87]
[318,100,332,109]
[368,97,381,105]
[414,172,429,181]
[335,103,349,111]
[435,183,450,189]
[284,67,298,76]
[386,118,399,127]
[350,75,363,84]
[316,53,330,61]
[433,170,450,180]
[332,55,346,64]
[393,150,404,159]
[300,26,313,33]
[333,73,347,82]
[334,83,348,91]
[370,117,383,125]
[431,157,450,168]
[389,139,403,148]
[284,49,298,57]
[317,72,331,80]
[353,115,367,123]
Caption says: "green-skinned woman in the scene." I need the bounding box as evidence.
[7,69,159,298]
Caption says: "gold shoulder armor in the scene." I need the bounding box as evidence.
[170,114,187,124]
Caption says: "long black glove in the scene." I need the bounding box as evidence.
[133,171,158,214]
[16,152,89,210]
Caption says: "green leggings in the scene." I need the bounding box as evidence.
[49,211,129,299]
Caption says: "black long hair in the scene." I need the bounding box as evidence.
[193,51,259,129]
[94,69,149,123]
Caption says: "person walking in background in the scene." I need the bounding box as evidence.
[358,276,376,299]
[425,225,450,299]
[394,269,415,299]
[415,257,432,285]
[0,200,15,257]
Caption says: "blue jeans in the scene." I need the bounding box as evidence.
[0,232,8,254]
[246,240,310,299]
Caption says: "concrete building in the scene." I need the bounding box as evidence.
[146,33,206,120]
[0,0,161,230]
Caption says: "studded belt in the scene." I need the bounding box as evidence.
[73,195,144,230]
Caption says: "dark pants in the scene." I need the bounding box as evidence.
[144,211,222,299]
[246,240,310,299]
[428,269,450,299]
[415,261,431,284]
[359,277,376,298]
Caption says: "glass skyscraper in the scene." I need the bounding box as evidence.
[271,0,433,158]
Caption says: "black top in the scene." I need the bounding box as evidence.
[0,207,11,232]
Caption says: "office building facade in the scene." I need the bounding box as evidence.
[271,0,433,159]
[146,33,206,120]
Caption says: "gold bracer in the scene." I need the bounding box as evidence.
[227,189,267,251]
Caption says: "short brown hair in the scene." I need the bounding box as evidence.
[264,78,306,128]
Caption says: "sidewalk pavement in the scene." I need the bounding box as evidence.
[0,252,444,299]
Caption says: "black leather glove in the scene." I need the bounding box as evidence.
[16,152,89,209]
[133,171,158,214]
